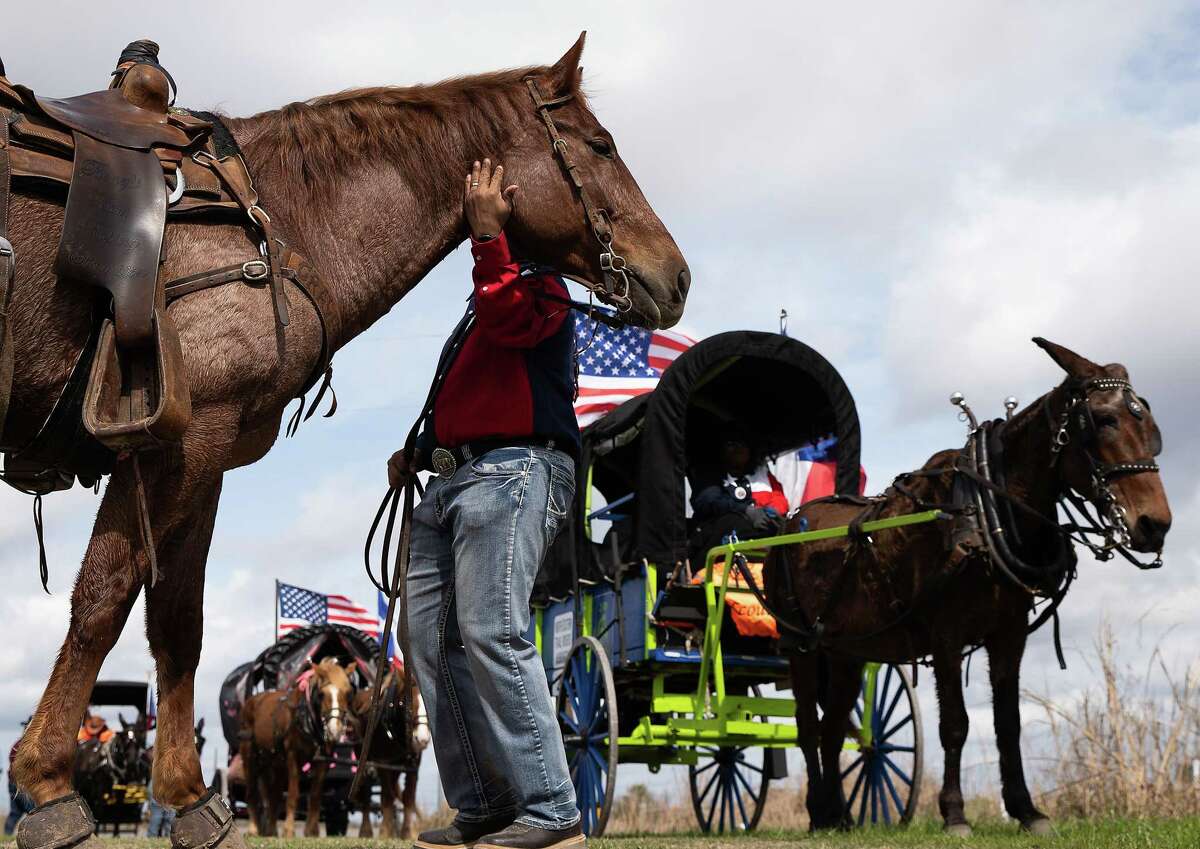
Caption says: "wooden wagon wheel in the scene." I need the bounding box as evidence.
[557,636,619,836]
[687,684,771,833]
[842,663,924,826]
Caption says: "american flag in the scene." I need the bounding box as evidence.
[276,582,380,639]
[574,313,696,427]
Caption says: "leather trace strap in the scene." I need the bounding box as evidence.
[15,793,96,849]
[525,77,633,315]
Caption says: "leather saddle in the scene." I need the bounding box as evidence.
[0,40,293,495]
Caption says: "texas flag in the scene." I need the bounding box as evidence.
[770,436,867,510]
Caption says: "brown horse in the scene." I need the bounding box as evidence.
[6,32,688,846]
[765,338,1171,835]
[239,658,356,838]
[352,666,430,840]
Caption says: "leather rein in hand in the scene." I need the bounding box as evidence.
[349,314,474,799]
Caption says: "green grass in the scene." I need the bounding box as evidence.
[7,818,1198,849]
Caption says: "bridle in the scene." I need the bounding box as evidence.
[1044,376,1163,568]
[525,77,634,315]
[305,675,349,748]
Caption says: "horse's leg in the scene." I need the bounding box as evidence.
[788,654,826,829]
[12,468,152,805]
[241,747,259,837]
[358,774,374,839]
[817,657,863,830]
[986,622,1051,833]
[144,479,222,810]
[386,769,405,838]
[283,750,299,839]
[304,763,326,837]
[932,641,971,836]
[400,766,419,840]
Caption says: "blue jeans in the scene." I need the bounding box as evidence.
[407,445,579,830]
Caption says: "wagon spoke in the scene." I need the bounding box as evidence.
[880,713,913,742]
[880,679,907,733]
[882,754,913,787]
[704,770,723,831]
[856,766,870,827]
[881,758,906,816]
[840,754,864,780]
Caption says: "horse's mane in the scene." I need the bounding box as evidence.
[238,65,572,207]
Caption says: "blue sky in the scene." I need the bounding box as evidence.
[2,0,1199,815]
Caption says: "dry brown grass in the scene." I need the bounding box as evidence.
[1027,623,1200,819]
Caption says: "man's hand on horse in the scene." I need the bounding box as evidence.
[464,158,518,241]
[387,448,422,488]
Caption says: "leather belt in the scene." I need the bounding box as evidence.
[427,437,560,479]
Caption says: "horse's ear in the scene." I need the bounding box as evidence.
[1032,337,1104,381]
[547,31,586,96]
[344,660,357,680]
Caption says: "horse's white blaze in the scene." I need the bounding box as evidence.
[413,693,431,750]
[325,683,344,740]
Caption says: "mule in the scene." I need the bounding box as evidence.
[765,339,1171,835]
[352,666,431,840]
[239,658,355,838]
[6,32,688,845]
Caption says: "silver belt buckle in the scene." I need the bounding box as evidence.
[431,447,457,479]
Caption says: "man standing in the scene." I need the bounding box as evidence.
[389,159,583,849]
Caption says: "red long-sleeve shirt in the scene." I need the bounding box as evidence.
[429,233,579,453]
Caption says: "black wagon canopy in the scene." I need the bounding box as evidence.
[584,330,862,567]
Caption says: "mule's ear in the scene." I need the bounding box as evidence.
[1032,337,1104,380]
[547,31,586,96]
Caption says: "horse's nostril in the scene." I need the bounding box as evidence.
[675,267,691,302]
[1136,515,1170,547]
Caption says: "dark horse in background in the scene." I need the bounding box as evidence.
[766,339,1171,835]
[5,32,689,848]
[353,665,430,840]
[73,716,148,832]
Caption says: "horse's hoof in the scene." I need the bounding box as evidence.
[170,791,247,849]
[1022,817,1053,836]
[15,794,104,849]
[944,822,973,838]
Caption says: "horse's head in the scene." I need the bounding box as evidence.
[310,658,356,746]
[1035,338,1171,554]
[504,33,690,329]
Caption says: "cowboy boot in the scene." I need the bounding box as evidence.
[169,790,247,849]
[15,793,104,849]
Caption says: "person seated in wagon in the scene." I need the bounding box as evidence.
[689,424,789,556]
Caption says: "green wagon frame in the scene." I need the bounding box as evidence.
[526,331,935,835]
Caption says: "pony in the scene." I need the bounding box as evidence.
[7,32,688,849]
[765,338,1171,835]
[238,658,356,838]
